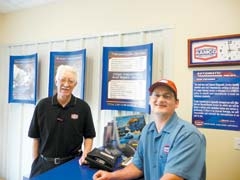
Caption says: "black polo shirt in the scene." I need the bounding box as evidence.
[28,94,96,157]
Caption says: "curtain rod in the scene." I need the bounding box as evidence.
[7,26,174,48]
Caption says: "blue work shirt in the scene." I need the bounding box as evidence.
[132,112,206,180]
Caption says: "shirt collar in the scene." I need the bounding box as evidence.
[52,94,76,107]
[148,112,178,134]
[163,112,178,133]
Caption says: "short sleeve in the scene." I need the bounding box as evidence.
[82,103,96,138]
[164,132,206,179]
[28,105,40,138]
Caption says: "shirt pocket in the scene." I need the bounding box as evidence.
[159,152,168,164]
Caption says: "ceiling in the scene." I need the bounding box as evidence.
[0,0,59,14]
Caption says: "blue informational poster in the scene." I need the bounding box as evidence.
[101,43,153,113]
[8,53,38,104]
[48,49,86,99]
[192,70,240,131]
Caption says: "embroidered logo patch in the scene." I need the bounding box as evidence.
[163,145,170,154]
[71,114,78,120]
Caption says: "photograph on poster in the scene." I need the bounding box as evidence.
[192,70,240,131]
[48,49,86,99]
[101,43,153,113]
[8,53,38,104]
[115,114,146,146]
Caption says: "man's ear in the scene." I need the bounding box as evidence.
[175,99,179,108]
[74,81,77,87]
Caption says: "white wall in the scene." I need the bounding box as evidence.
[0,14,3,42]
[0,0,240,179]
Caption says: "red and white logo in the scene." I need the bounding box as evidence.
[194,45,218,61]
[194,120,204,127]
[71,114,78,120]
[163,145,170,154]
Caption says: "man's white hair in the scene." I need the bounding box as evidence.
[55,65,78,82]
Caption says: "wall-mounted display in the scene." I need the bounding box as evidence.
[48,49,86,99]
[8,53,38,104]
[192,70,240,131]
[101,43,153,113]
[188,34,240,67]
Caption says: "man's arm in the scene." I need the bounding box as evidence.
[32,138,39,160]
[160,173,183,180]
[93,163,143,180]
[79,138,93,165]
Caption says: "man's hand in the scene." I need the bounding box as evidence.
[79,152,88,165]
[93,170,112,180]
[92,163,142,180]
[79,138,93,165]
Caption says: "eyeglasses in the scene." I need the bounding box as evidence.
[58,78,76,85]
[151,93,174,100]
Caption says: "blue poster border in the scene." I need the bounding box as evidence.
[101,43,153,113]
[8,53,38,104]
[48,49,86,99]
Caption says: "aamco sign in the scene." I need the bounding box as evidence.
[194,45,217,61]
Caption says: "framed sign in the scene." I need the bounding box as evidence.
[101,43,153,113]
[188,34,240,67]
[8,53,38,104]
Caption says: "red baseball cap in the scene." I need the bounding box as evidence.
[149,79,177,98]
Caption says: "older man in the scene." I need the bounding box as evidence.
[28,65,96,178]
